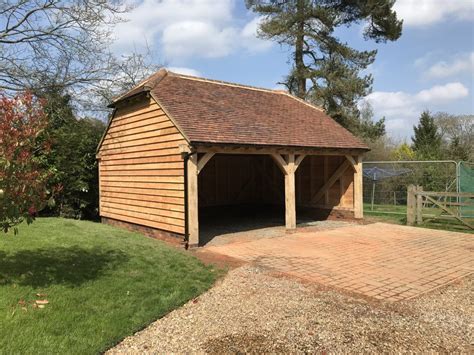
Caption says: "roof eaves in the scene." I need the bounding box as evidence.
[191,141,370,152]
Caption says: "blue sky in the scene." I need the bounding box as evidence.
[112,0,474,140]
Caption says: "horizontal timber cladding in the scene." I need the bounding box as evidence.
[100,133,185,151]
[101,191,184,205]
[100,154,182,166]
[100,162,183,171]
[106,114,170,133]
[100,175,184,183]
[98,97,186,235]
[100,142,183,157]
[100,169,183,176]
[101,127,180,146]
[101,197,184,212]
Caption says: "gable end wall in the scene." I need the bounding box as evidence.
[98,97,187,234]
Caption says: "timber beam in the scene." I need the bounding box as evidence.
[195,145,365,157]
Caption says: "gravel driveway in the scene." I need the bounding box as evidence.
[108,266,473,353]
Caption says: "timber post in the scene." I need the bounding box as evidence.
[285,154,296,230]
[187,153,199,246]
[354,155,363,219]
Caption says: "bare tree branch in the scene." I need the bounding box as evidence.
[0,0,158,117]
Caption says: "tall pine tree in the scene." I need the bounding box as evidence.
[246,0,402,131]
[412,110,442,159]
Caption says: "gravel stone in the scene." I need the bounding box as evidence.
[108,266,473,354]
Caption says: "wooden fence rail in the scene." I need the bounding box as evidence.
[407,185,474,230]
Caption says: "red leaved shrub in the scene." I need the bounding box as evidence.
[0,92,56,232]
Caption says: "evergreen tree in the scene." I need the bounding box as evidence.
[412,111,442,159]
[357,101,386,142]
[246,0,402,129]
[37,88,106,219]
[448,136,469,162]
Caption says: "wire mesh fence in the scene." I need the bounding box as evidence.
[362,161,459,215]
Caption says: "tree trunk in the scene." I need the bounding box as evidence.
[295,0,306,99]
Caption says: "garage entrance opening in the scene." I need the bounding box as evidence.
[198,154,286,245]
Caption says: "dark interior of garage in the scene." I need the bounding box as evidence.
[198,154,285,244]
[197,153,356,245]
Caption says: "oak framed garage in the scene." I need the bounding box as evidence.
[96,69,368,247]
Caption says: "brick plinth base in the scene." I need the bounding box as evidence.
[101,217,184,247]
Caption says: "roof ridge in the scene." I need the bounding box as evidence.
[167,70,326,113]
[167,70,285,95]
[112,68,325,115]
[280,92,325,112]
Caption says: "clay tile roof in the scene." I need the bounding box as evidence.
[111,69,369,150]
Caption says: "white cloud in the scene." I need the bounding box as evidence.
[162,21,237,59]
[415,82,469,102]
[394,0,474,27]
[167,66,202,77]
[365,90,417,118]
[425,52,474,79]
[363,82,469,137]
[111,0,272,61]
[240,16,273,53]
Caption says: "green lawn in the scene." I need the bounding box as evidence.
[0,218,219,354]
[364,203,474,233]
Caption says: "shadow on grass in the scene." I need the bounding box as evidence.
[0,246,127,287]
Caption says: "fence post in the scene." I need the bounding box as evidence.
[416,185,423,225]
[407,184,416,225]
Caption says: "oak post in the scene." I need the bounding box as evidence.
[187,153,199,246]
[285,154,296,229]
[353,155,363,219]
